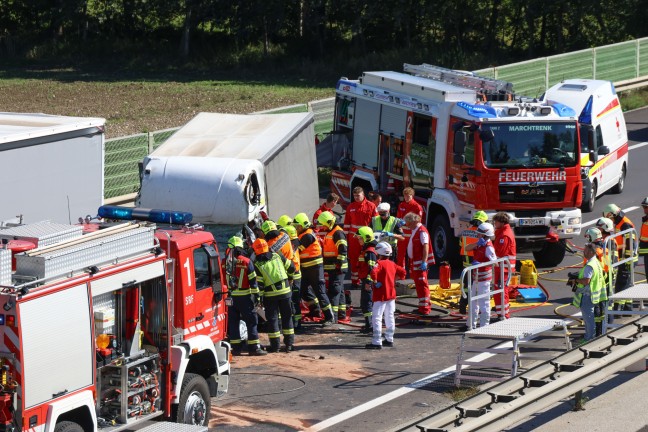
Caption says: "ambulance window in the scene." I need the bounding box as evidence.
[595,126,603,151]
[193,248,211,291]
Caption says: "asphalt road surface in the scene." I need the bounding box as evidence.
[211,107,648,432]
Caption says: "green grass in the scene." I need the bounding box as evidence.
[619,87,648,111]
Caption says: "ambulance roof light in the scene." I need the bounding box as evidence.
[98,205,193,225]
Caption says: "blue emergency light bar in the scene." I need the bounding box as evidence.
[98,206,193,224]
[456,101,497,118]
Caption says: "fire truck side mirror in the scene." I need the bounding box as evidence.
[479,129,495,142]
[453,130,466,155]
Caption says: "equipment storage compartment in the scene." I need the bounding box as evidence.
[98,354,162,425]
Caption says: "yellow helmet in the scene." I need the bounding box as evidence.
[356,226,375,244]
[317,211,336,229]
[277,214,292,228]
[261,220,277,234]
[293,213,311,228]
[227,236,244,249]
[473,210,488,222]
[284,225,298,240]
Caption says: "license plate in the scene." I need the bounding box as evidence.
[518,218,545,226]
[225,297,233,306]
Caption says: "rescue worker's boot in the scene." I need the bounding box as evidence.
[231,344,243,356]
[360,316,372,333]
[458,295,468,315]
[595,321,603,338]
[267,338,281,353]
[322,308,335,326]
[284,334,295,353]
[248,344,267,356]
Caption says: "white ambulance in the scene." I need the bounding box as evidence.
[544,79,628,212]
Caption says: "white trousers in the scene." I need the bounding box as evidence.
[372,299,396,345]
[468,280,491,328]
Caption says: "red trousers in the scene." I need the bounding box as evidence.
[411,268,431,314]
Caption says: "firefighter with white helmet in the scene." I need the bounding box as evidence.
[371,202,404,263]
[294,213,336,325]
[640,197,648,282]
[365,241,406,349]
[464,222,497,329]
[356,226,378,332]
[317,211,348,323]
[603,203,636,313]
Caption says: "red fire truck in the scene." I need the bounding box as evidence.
[328,64,590,267]
[0,206,231,432]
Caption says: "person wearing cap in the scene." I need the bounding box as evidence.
[343,187,378,292]
[294,213,336,326]
[396,187,424,270]
[640,197,648,281]
[404,212,435,315]
[458,210,488,314]
[603,203,636,313]
[356,226,378,332]
[365,242,406,349]
[464,222,497,329]
[252,238,296,353]
[371,202,404,263]
[492,212,516,320]
[571,243,606,343]
[224,236,266,356]
[318,211,348,323]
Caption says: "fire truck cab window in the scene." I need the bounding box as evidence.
[193,248,211,291]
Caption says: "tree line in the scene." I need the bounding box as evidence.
[1,0,646,77]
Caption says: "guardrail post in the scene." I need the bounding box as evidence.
[637,39,641,78]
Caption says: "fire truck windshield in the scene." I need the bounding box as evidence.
[481,122,578,169]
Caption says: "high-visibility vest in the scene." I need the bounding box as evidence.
[322,225,348,271]
[230,255,259,296]
[459,227,479,267]
[267,231,293,261]
[472,241,494,282]
[298,228,324,267]
[639,215,648,255]
[573,255,606,307]
[409,225,435,267]
[372,215,398,246]
[254,253,291,297]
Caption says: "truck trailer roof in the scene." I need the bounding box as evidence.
[0,112,105,145]
[150,112,314,164]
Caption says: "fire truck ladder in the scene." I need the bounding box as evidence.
[403,63,514,97]
[391,316,648,432]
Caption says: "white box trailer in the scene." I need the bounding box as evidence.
[0,112,105,225]
[137,112,319,225]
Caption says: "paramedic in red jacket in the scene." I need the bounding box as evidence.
[343,187,378,288]
[396,187,424,269]
[404,212,435,314]
[365,241,406,349]
[493,212,516,319]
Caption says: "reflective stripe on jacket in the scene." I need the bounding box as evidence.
[254,253,292,297]
[298,228,324,267]
[573,255,606,307]
[322,225,348,271]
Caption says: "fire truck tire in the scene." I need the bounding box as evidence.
[177,373,211,426]
[582,181,596,213]
[54,421,83,432]
[532,240,566,268]
[430,214,458,265]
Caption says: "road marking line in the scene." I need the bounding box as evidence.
[629,141,648,150]
[305,342,513,431]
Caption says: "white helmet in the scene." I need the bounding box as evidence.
[377,202,391,213]
[477,222,495,238]
[375,241,393,256]
[596,217,614,234]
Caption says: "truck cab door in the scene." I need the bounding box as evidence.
[180,243,226,340]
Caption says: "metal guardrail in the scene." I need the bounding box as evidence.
[394,316,648,432]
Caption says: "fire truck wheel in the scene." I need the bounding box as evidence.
[582,181,596,213]
[611,165,626,194]
[177,373,211,426]
[430,214,459,265]
[54,421,83,432]
[532,240,566,268]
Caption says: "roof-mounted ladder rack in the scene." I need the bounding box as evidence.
[404,63,514,96]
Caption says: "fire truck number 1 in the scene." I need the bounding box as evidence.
[183,257,192,287]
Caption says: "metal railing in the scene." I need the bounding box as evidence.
[460,257,512,330]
